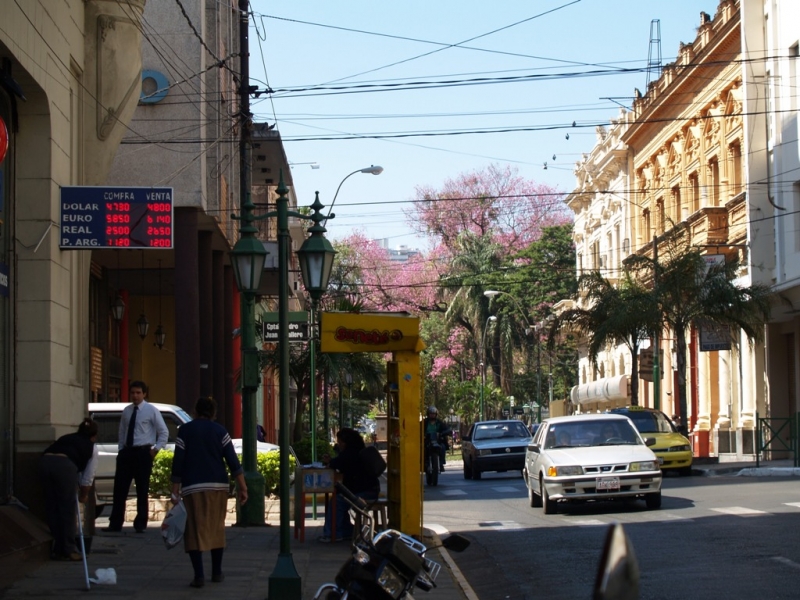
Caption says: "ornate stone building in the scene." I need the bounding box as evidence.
[565,115,633,404]
[566,1,765,459]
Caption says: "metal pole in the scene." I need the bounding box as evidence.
[653,235,661,412]
[480,359,485,422]
[268,180,301,598]
[309,301,317,518]
[236,0,265,526]
[537,337,542,423]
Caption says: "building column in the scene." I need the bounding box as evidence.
[693,344,711,457]
[198,232,213,396]
[212,251,226,429]
[717,351,732,428]
[175,209,200,412]
[740,331,756,428]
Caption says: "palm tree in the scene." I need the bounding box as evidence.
[626,230,772,431]
[553,270,660,406]
[440,231,504,382]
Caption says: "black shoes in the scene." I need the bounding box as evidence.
[101,526,121,533]
[212,572,225,583]
[135,528,146,533]
[189,577,205,588]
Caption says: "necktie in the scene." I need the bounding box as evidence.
[126,406,138,448]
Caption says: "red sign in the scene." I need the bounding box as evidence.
[334,327,403,346]
[0,115,8,163]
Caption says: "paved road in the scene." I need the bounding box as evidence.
[425,464,800,600]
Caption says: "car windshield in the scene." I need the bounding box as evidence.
[543,420,642,449]
[619,410,675,434]
[473,422,531,440]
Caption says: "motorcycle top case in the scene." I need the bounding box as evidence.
[375,532,425,579]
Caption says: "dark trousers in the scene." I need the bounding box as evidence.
[39,454,79,557]
[108,446,154,530]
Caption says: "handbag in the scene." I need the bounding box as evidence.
[160,500,187,549]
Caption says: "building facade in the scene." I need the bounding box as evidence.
[0,0,148,568]
[565,0,772,459]
[741,0,800,450]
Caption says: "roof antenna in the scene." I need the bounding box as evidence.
[646,19,662,89]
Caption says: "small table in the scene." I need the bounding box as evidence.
[293,467,337,542]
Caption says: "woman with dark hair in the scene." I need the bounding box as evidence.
[39,418,99,561]
[170,397,248,588]
[319,427,381,543]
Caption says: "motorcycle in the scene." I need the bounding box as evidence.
[313,482,470,600]
[423,432,444,487]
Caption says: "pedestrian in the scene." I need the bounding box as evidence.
[319,428,380,543]
[39,417,99,561]
[256,423,267,443]
[102,380,169,533]
[424,406,452,472]
[170,396,248,588]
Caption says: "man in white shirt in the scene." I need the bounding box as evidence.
[102,380,168,533]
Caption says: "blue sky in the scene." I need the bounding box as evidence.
[248,0,715,250]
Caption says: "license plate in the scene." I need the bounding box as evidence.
[596,477,620,491]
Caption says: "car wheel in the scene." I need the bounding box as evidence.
[678,466,693,477]
[463,461,472,480]
[472,463,482,480]
[529,476,542,508]
[541,479,556,514]
[645,491,662,509]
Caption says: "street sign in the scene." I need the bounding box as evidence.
[60,186,173,248]
[638,348,664,381]
[262,311,309,343]
[699,320,731,352]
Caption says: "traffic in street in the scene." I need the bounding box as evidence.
[425,461,800,600]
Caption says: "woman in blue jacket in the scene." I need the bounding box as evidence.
[170,397,248,588]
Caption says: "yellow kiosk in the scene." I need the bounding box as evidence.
[319,311,425,537]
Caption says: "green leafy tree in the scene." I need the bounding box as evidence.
[553,270,660,406]
[626,229,771,429]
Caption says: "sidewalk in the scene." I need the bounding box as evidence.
[691,457,800,477]
[0,505,470,599]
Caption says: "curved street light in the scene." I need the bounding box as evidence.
[480,315,498,421]
[322,165,384,227]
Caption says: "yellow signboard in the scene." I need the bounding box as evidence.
[320,312,424,353]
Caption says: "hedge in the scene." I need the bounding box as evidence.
[150,450,295,497]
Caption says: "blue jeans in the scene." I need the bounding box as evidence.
[323,488,379,539]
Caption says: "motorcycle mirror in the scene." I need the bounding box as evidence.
[441,534,470,553]
[593,523,639,600]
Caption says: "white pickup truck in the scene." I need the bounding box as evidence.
[88,402,279,512]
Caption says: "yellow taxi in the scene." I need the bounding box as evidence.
[608,406,693,475]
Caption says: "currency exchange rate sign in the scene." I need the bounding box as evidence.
[60,186,173,249]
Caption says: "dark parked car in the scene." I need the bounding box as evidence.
[461,420,533,480]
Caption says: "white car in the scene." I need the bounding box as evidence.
[523,414,662,514]
[88,402,279,511]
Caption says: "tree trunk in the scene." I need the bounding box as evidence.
[676,324,689,433]
[630,340,640,406]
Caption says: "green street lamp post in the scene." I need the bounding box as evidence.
[480,315,497,421]
[231,193,269,527]
[231,177,335,600]
[234,5,333,596]
[296,197,336,519]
